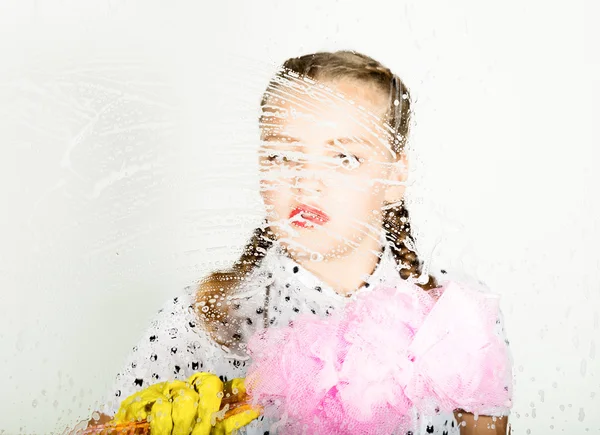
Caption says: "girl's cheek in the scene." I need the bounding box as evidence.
[260,178,290,194]
[333,171,377,190]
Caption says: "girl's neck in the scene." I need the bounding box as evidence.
[287,234,387,297]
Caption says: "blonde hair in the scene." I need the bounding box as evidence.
[196,50,438,349]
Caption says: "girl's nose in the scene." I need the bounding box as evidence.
[291,160,326,196]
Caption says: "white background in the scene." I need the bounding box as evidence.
[0,0,598,433]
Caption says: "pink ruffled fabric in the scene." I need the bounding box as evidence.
[245,279,512,434]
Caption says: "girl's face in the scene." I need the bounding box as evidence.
[259,79,407,260]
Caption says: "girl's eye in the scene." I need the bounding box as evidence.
[335,153,361,169]
[266,153,291,163]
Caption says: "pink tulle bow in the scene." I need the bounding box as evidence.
[405,281,513,416]
[245,279,512,434]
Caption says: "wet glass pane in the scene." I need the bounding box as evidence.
[1,1,598,434]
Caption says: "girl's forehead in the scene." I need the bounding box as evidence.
[261,80,390,145]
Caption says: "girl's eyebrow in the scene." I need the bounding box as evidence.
[264,134,375,147]
[328,136,376,148]
[262,133,301,143]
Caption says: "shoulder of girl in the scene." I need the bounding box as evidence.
[433,267,498,296]
[150,284,199,319]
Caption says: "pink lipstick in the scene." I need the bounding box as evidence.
[289,204,330,227]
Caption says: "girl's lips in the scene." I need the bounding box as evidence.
[289,204,330,226]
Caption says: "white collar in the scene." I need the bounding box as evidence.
[261,235,400,303]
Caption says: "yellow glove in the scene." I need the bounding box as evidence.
[110,373,261,435]
[213,378,262,435]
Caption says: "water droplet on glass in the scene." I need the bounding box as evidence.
[310,252,323,262]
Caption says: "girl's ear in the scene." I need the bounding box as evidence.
[384,152,409,204]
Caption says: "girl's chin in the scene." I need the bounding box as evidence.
[281,233,353,259]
